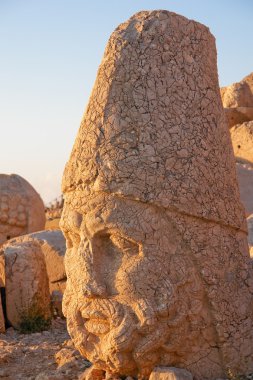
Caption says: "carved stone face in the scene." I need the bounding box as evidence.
[60,194,208,377]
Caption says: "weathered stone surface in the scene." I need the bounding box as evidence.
[221,79,253,108]
[236,161,253,216]
[247,214,253,247]
[0,248,4,287]
[230,121,253,163]
[4,241,51,328]
[0,293,5,333]
[224,106,253,129]
[149,367,193,380]
[230,123,253,216]
[3,230,66,318]
[0,248,5,333]
[6,230,66,292]
[221,72,253,128]
[0,174,45,244]
[13,230,66,293]
[78,367,105,380]
[60,10,253,380]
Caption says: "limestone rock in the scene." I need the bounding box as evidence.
[149,367,193,380]
[0,249,5,333]
[221,79,253,108]
[230,121,253,163]
[221,72,253,128]
[15,229,66,293]
[250,246,253,259]
[236,161,253,216]
[224,106,253,129]
[0,248,4,287]
[4,230,66,318]
[0,293,5,333]
[78,367,105,380]
[247,214,253,247]
[4,241,51,329]
[0,174,46,244]
[55,347,79,367]
[61,10,253,380]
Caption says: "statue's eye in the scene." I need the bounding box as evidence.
[110,234,139,255]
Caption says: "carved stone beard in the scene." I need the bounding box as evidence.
[62,279,179,377]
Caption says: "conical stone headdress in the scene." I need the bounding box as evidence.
[62,10,246,231]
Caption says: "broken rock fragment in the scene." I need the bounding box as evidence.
[4,241,51,329]
[0,174,45,244]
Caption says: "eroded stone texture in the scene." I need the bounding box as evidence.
[60,10,253,380]
[0,293,4,333]
[221,72,253,128]
[10,230,66,294]
[230,121,253,215]
[3,230,66,319]
[247,214,253,247]
[230,121,253,163]
[0,174,46,244]
[0,249,5,333]
[236,161,253,216]
[149,367,193,380]
[221,72,253,108]
[0,248,4,287]
[4,241,51,329]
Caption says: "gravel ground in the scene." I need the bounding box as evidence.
[0,319,252,380]
[0,318,90,380]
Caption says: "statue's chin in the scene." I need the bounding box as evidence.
[72,326,139,376]
[77,341,137,376]
[65,296,159,376]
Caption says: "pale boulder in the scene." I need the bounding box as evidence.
[0,174,46,244]
[221,80,253,108]
[0,293,4,333]
[247,214,253,247]
[0,249,5,333]
[149,367,193,380]
[224,107,253,129]
[230,121,253,163]
[4,241,51,329]
[0,248,4,287]
[221,72,253,128]
[11,230,66,293]
[236,161,253,216]
[79,367,105,380]
[4,230,66,317]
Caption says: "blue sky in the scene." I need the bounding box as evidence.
[0,0,252,204]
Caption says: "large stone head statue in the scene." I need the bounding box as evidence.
[61,10,253,380]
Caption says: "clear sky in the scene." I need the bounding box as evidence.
[0,0,252,204]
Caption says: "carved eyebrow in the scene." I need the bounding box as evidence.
[83,205,145,242]
[84,216,131,241]
[93,225,143,247]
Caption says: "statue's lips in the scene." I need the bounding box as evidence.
[81,309,110,335]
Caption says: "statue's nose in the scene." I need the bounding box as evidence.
[79,238,107,298]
